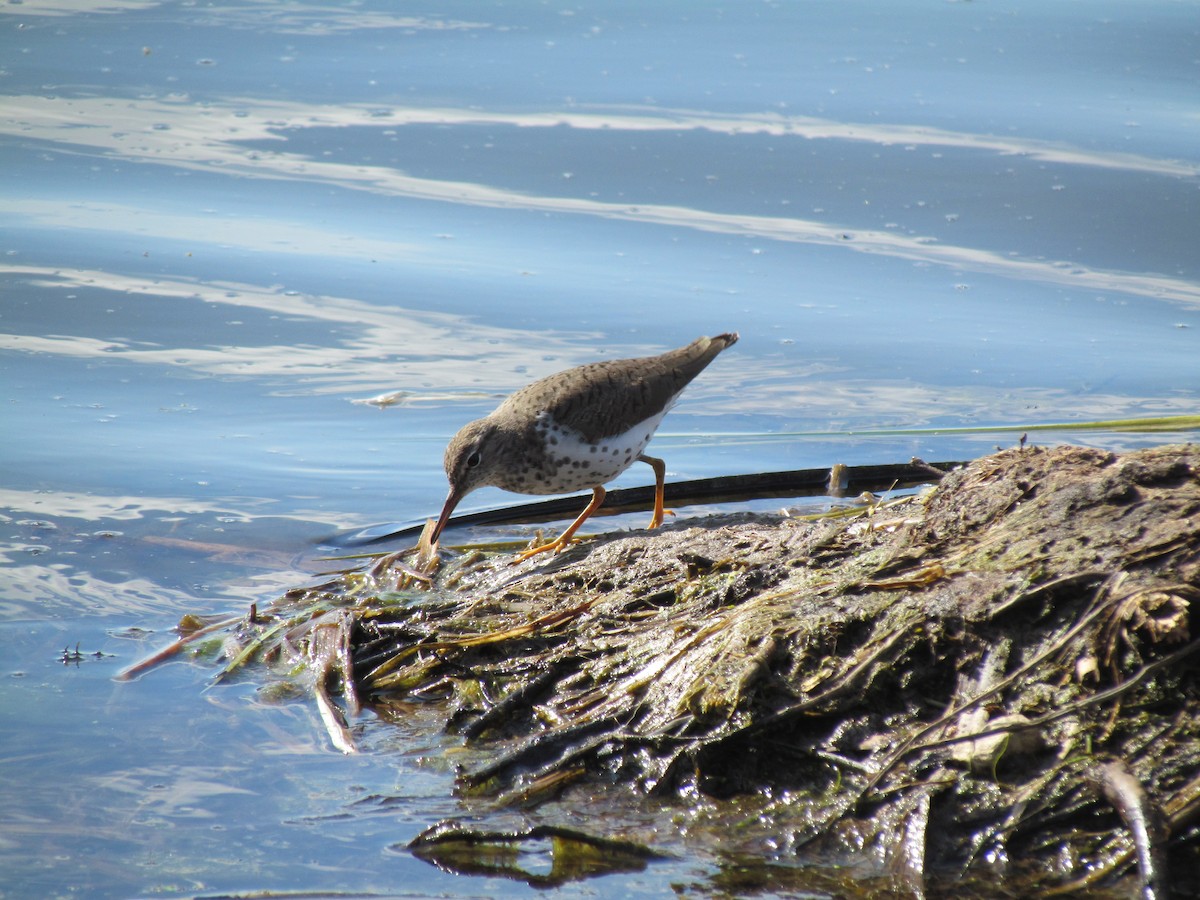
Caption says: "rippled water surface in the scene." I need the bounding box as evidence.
[2,1,1197,897]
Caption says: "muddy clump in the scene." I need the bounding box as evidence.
[176,444,1200,895]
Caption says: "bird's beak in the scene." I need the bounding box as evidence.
[429,486,462,546]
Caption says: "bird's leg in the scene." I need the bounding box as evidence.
[638,454,673,529]
[513,485,606,562]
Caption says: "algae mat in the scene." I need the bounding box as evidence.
[142,445,1200,896]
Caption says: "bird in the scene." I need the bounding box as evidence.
[429,332,738,561]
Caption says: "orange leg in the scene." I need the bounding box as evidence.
[638,454,672,529]
[514,485,607,562]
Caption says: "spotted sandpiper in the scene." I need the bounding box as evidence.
[430,332,738,560]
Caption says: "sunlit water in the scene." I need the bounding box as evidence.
[2,1,1197,897]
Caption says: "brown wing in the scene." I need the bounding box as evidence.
[497,333,737,443]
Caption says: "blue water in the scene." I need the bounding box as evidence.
[2,1,1197,897]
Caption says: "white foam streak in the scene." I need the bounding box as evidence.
[5,96,1199,305]
[0,264,594,390]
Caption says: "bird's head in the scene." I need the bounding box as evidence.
[430,417,501,544]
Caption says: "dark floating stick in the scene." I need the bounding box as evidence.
[336,458,962,548]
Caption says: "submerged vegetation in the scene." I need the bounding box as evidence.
[130,444,1200,895]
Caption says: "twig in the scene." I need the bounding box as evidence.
[115,614,243,681]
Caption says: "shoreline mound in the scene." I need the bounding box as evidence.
[216,444,1200,894]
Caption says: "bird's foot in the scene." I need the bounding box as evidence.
[647,508,676,530]
[512,533,583,563]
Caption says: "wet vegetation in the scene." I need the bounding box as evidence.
[132,444,1200,896]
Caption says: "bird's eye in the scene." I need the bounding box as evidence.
[466,451,482,468]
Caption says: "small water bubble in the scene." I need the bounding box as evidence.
[18,519,57,531]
